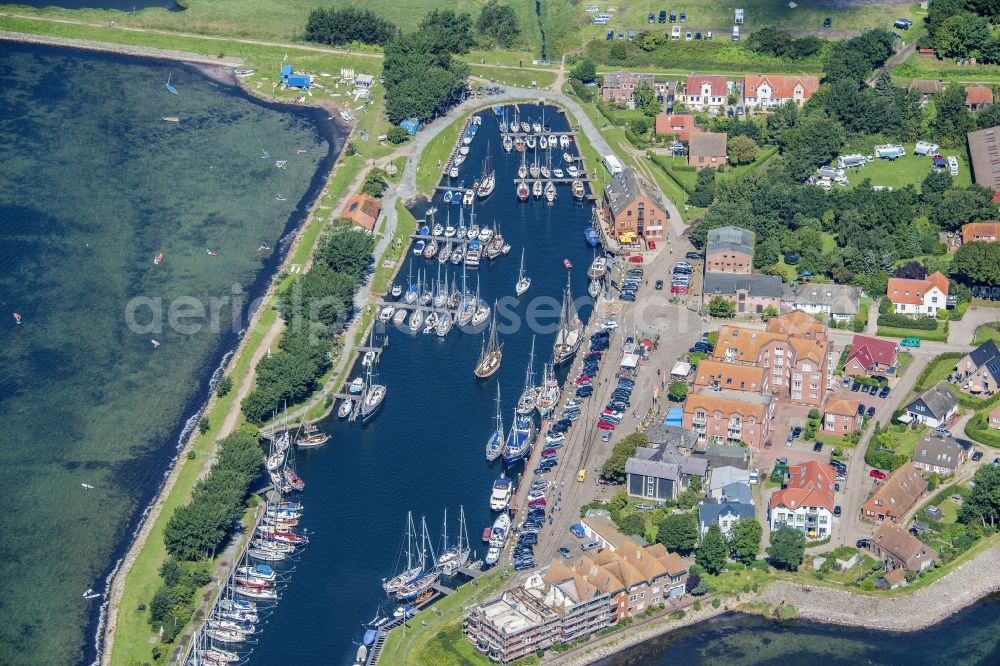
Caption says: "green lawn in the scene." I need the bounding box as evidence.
[974,322,1000,345]
[566,0,924,58]
[918,354,959,392]
[469,64,557,89]
[887,424,926,459]
[897,351,916,377]
[897,50,1000,84]
[877,322,949,342]
[416,114,465,195]
[844,147,972,191]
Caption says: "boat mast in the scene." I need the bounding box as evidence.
[495,381,503,435]
[440,507,449,555]
[405,512,415,572]
[458,505,468,553]
[526,335,536,388]
[518,248,525,281]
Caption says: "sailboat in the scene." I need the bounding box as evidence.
[535,363,561,417]
[477,148,495,198]
[532,179,543,199]
[485,382,505,462]
[165,73,178,95]
[544,181,557,202]
[529,148,540,179]
[383,512,422,595]
[473,303,503,379]
[395,517,440,601]
[436,506,471,576]
[515,248,531,296]
[552,270,583,365]
[516,336,541,416]
[502,409,536,467]
[361,354,387,422]
[296,421,330,448]
[502,133,513,152]
[518,151,528,180]
[516,179,529,201]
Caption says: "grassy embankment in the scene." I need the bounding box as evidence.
[896,50,1000,84]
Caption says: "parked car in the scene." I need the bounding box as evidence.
[685,251,703,260]
[857,403,865,415]
[581,540,599,551]
[558,546,572,558]
[648,12,655,23]
[813,442,822,452]
[823,17,832,28]
[894,18,912,30]
[786,435,794,447]
[879,386,890,399]
[900,337,921,348]
[866,406,876,418]
[842,376,851,388]
[870,469,887,480]
[972,450,984,462]
[655,279,664,290]
[792,426,802,438]
[856,538,870,548]
[659,10,667,23]
[851,383,861,392]
[679,11,686,22]
[833,505,842,517]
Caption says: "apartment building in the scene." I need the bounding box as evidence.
[682,389,775,448]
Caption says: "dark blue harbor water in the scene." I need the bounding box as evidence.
[250,105,601,663]
[0,41,341,665]
[595,595,1000,665]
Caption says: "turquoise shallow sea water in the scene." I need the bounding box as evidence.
[0,42,339,664]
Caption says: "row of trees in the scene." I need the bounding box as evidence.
[746,27,825,60]
[241,223,374,423]
[304,2,519,50]
[655,512,765,573]
[922,0,1000,61]
[162,428,264,560]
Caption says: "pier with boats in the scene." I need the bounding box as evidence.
[244,101,614,666]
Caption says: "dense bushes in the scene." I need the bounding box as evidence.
[148,560,212,644]
[864,427,910,472]
[163,428,263,560]
[382,32,469,124]
[876,313,939,330]
[746,27,824,60]
[601,433,648,482]
[304,7,398,46]
[242,223,374,423]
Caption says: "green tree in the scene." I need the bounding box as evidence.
[633,84,659,116]
[636,31,664,52]
[315,223,375,277]
[959,464,1000,527]
[570,59,596,83]
[386,126,410,144]
[198,417,210,435]
[668,381,688,402]
[767,525,806,571]
[419,9,475,54]
[727,135,759,165]
[304,7,398,46]
[656,513,699,554]
[934,12,990,59]
[619,513,646,536]
[609,40,627,63]
[601,432,648,482]
[631,118,649,135]
[708,296,736,319]
[689,167,716,207]
[216,375,233,398]
[951,241,1000,286]
[477,0,521,48]
[761,305,779,322]
[696,524,728,574]
[382,32,469,124]
[729,518,763,564]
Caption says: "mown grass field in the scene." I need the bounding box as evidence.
[897,50,1000,84]
[842,147,972,191]
[877,322,949,342]
[1,0,542,49]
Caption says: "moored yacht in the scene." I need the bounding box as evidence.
[535,363,561,417]
[552,271,583,365]
[485,382,505,462]
[489,473,513,511]
[501,412,536,467]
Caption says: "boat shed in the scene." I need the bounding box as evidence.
[400,118,420,136]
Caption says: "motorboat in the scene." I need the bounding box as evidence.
[502,134,513,152]
[552,167,563,178]
[539,135,548,150]
[567,165,579,177]
[413,239,426,256]
[443,190,453,204]
[489,474,513,511]
[532,121,542,133]
[422,311,438,334]
[349,377,365,394]
[563,151,574,163]
[444,225,456,237]
[467,224,479,240]
[432,223,444,236]
[573,179,587,200]
[465,239,482,268]
[462,189,475,206]
[393,308,407,326]
[560,135,570,149]
[391,283,403,298]
[338,397,353,419]
[379,305,395,323]
[520,121,530,133]
[526,135,536,150]
[449,166,459,178]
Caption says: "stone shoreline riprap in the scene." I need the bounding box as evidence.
[759,543,1000,632]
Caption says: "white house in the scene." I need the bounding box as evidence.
[791,283,860,321]
[768,461,836,540]
[904,381,959,429]
[684,75,729,111]
[886,272,949,317]
[743,74,819,109]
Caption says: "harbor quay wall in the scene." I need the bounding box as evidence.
[0,30,244,67]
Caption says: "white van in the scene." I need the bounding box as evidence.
[671,26,681,40]
[732,25,740,42]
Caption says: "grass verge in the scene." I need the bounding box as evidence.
[877,323,948,342]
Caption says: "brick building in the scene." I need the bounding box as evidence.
[705,226,754,274]
[602,167,669,240]
[682,389,775,448]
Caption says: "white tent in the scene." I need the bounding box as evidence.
[670,362,691,378]
[620,353,640,369]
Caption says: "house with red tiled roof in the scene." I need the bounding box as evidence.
[961,222,1000,244]
[743,74,819,109]
[822,396,862,434]
[886,271,949,317]
[684,75,730,111]
[654,113,698,142]
[860,461,927,524]
[768,461,836,540]
[966,85,994,111]
[844,334,898,378]
[341,193,381,232]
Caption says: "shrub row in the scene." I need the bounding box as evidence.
[876,313,939,330]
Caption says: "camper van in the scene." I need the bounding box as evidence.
[671,26,681,40]
[914,140,940,156]
[817,166,847,183]
[874,144,905,160]
[732,25,740,42]
[735,8,744,24]
[837,154,870,169]
[603,154,623,176]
